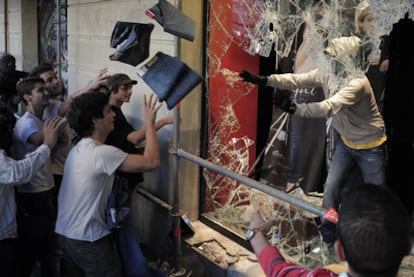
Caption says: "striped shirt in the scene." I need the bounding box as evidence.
[0,144,50,240]
[258,246,340,277]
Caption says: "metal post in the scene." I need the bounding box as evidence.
[4,0,7,52]
[171,0,184,271]
[171,93,185,276]
[56,0,62,84]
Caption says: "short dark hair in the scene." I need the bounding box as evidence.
[29,63,55,77]
[338,184,411,276]
[16,76,45,105]
[66,91,109,137]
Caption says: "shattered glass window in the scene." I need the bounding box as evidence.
[202,0,414,269]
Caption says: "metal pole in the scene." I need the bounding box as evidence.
[176,148,326,217]
[137,148,414,257]
[56,0,62,84]
[171,0,184,273]
[4,0,7,52]
[171,91,184,275]
[136,187,173,211]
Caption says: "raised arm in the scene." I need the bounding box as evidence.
[126,113,174,145]
[118,93,161,172]
[58,68,110,116]
[0,116,64,185]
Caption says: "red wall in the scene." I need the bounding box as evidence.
[205,0,260,209]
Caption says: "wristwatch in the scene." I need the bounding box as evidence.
[245,227,262,241]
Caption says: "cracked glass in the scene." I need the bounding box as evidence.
[202,0,413,269]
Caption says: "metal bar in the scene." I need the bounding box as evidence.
[4,0,7,52]
[172,0,183,271]
[56,0,62,84]
[136,187,173,211]
[172,108,183,273]
[175,148,326,217]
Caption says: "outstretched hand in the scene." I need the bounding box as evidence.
[89,67,111,91]
[66,68,111,103]
[143,93,162,129]
[249,210,276,235]
[249,210,266,229]
[273,91,296,114]
[239,70,267,86]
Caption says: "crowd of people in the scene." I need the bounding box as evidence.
[1,1,413,277]
[0,56,173,276]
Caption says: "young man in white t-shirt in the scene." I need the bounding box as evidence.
[55,91,161,276]
[13,76,65,276]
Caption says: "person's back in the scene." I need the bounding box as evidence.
[335,184,412,277]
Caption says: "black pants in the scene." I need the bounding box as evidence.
[0,238,18,277]
[60,235,122,277]
[16,189,62,277]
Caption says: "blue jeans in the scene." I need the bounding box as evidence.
[113,224,167,277]
[138,52,185,101]
[320,138,385,243]
[138,52,202,109]
[164,63,203,109]
[148,0,195,41]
